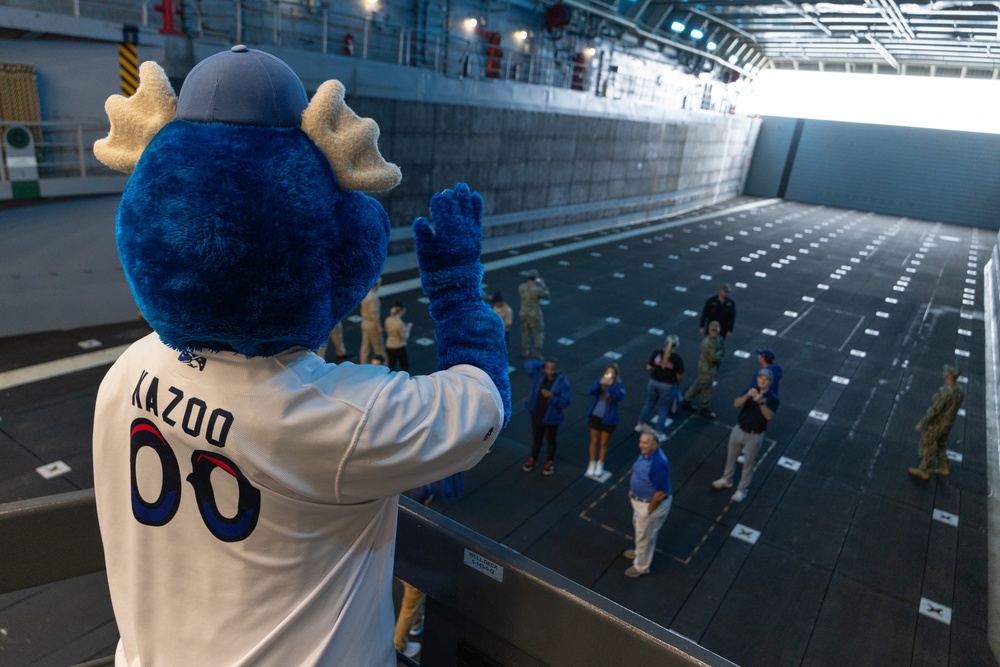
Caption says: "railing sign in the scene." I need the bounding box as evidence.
[464,548,504,582]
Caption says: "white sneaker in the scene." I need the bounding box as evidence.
[594,461,604,476]
[661,417,674,428]
[634,423,644,432]
[586,461,597,476]
[657,433,667,443]
[737,454,745,464]
[712,477,732,489]
[732,490,747,503]
[402,642,421,658]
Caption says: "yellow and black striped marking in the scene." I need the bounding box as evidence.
[119,26,139,97]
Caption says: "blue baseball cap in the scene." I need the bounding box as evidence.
[757,367,774,380]
[756,348,776,363]
[176,45,308,127]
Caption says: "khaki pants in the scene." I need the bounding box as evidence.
[630,495,671,573]
[722,425,763,493]
[393,581,426,650]
[359,321,384,364]
[317,322,346,361]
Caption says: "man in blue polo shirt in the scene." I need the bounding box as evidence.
[623,427,672,578]
[713,367,779,503]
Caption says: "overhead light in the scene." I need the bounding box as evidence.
[463,17,478,30]
[728,54,738,64]
[707,41,717,51]
[690,28,704,40]
[515,30,528,41]
[364,0,378,8]
[585,47,597,57]
[670,21,686,33]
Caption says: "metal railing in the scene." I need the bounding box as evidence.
[0,490,735,666]
[0,0,148,24]
[0,0,741,111]
[0,120,117,182]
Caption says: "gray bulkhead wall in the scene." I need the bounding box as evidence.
[2,35,759,249]
[355,98,758,251]
[746,116,1000,230]
[984,233,1000,664]
[0,40,162,122]
[742,116,798,198]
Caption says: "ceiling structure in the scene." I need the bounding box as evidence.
[548,0,1000,78]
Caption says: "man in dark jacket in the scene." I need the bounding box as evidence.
[699,283,736,339]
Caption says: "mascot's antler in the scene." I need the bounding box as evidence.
[94,61,177,174]
[301,80,402,193]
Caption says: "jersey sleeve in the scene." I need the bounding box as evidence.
[337,365,503,501]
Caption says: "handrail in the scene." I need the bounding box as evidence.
[0,119,118,182]
[0,489,734,666]
[0,489,105,593]
[0,0,742,112]
[396,496,734,666]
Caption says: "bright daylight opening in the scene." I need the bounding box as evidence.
[742,69,1000,135]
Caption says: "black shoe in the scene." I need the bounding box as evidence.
[698,408,716,420]
[681,400,695,412]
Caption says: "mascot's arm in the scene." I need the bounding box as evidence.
[414,183,512,425]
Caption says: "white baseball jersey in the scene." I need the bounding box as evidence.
[93,333,503,666]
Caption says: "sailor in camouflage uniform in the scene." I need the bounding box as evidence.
[518,270,550,359]
[909,365,964,480]
[681,321,726,419]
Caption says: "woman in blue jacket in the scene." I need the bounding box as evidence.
[586,363,625,477]
[523,358,572,475]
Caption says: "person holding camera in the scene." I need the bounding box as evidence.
[586,363,625,477]
[712,367,779,503]
[518,270,550,359]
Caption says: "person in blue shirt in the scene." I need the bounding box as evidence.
[623,427,672,578]
[586,363,625,477]
[747,348,782,397]
[522,358,572,475]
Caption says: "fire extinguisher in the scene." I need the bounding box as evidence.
[344,33,355,56]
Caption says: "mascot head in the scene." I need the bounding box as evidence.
[95,46,401,357]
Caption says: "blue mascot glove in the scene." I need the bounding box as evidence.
[414,183,511,425]
[414,183,485,321]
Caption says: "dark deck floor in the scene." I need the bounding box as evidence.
[0,196,995,667]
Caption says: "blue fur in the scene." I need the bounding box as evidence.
[413,184,512,425]
[434,305,512,426]
[118,120,388,357]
